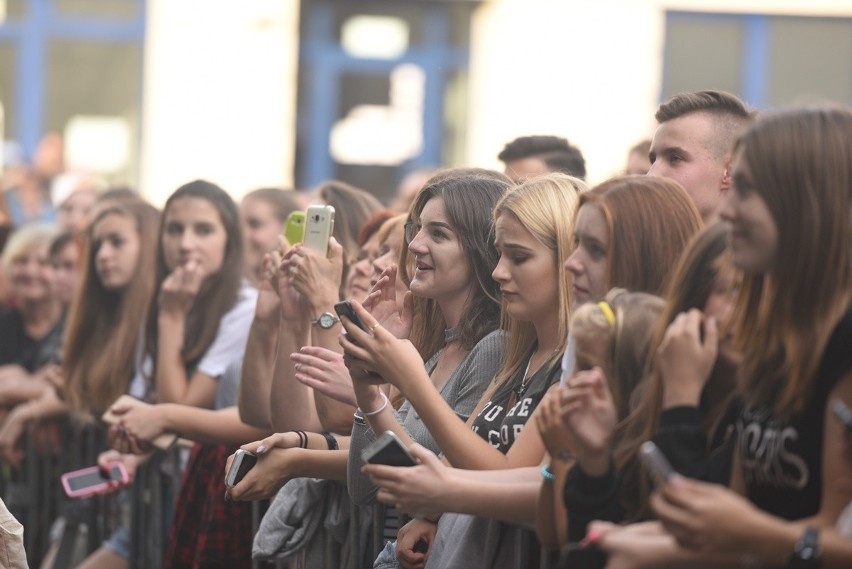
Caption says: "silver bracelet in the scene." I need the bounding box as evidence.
[359,392,389,416]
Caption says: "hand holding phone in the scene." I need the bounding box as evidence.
[225,449,258,488]
[334,300,367,332]
[62,463,129,499]
[639,441,675,487]
[362,431,417,467]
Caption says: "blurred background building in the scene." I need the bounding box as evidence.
[1,0,851,205]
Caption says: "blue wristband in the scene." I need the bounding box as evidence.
[541,464,555,481]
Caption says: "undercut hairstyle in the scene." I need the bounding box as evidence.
[732,106,852,417]
[655,90,755,159]
[579,176,704,296]
[497,135,587,180]
[146,180,244,371]
[400,168,512,360]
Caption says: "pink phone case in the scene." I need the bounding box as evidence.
[61,463,128,499]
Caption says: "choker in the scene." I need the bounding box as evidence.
[444,327,460,343]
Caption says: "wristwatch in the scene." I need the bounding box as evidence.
[312,311,340,329]
[788,526,820,569]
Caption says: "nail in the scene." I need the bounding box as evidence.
[581,529,602,546]
[256,444,267,454]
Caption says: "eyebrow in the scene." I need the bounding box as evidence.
[424,220,453,232]
[495,241,533,252]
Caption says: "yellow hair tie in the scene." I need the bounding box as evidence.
[597,301,616,326]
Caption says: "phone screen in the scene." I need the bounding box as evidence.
[66,465,124,492]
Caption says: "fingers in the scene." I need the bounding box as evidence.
[407,443,433,466]
[327,236,343,260]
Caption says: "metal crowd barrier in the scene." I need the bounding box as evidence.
[3,424,560,569]
[0,419,112,568]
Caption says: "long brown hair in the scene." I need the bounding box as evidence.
[614,223,737,519]
[580,176,704,295]
[732,107,852,416]
[399,169,512,361]
[145,180,244,375]
[63,199,160,416]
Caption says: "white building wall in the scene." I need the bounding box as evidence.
[467,0,852,185]
[137,0,852,202]
[139,0,300,206]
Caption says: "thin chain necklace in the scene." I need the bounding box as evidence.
[514,357,534,404]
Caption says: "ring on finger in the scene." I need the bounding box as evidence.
[370,322,381,332]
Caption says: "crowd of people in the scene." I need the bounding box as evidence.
[0,89,850,569]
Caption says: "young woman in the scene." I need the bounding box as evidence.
[599,106,852,569]
[226,169,512,566]
[340,174,583,568]
[84,180,257,569]
[63,199,160,417]
[565,175,703,304]
[538,225,739,569]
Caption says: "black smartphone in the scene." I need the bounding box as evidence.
[639,441,675,487]
[225,450,258,487]
[361,431,417,467]
[832,398,852,432]
[334,300,367,332]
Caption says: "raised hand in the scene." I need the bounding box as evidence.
[291,346,357,407]
[560,368,618,476]
[339,299,425,392]
[159,259,204,316]
[535,388,575,462]
[362,265,414,339]
[656,309,718,407]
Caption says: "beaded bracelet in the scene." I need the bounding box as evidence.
[359,391,389,417]
[541,464,555,482]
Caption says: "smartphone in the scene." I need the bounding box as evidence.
[334,300,367,332]
[101,395,179,451]
[832,398,852,432]
[303,205,335,255]
[639,441,675,487]
[362,431,417,467]
[284,211,305,245]
[61,463,129,499]
[225,449,258,488]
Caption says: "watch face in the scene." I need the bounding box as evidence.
[319,313,337,329]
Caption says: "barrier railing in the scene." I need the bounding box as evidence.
[3,428,560,569]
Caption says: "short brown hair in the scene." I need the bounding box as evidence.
[656,90,755,159]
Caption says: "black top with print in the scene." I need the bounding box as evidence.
[471,357,561,454]
[737,310,852,520]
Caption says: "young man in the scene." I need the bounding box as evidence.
[497,135,586,183]
[648,90,753,221]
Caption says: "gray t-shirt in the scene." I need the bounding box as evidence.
[348,330,506,505]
